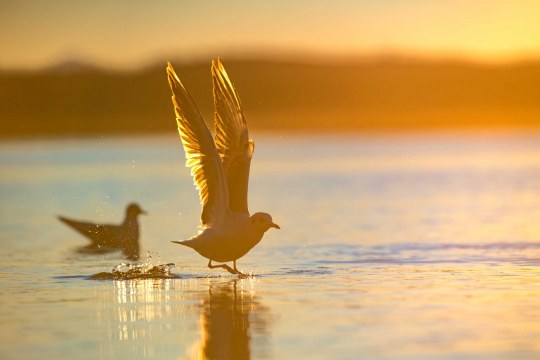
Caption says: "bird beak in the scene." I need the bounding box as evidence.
[140,210,147,215]
[271,223,281,229]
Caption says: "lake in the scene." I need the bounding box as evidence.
[1,132,540,359]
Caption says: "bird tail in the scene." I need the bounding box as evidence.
[57,215,98,243]
[57,215,71,225]
[57,216,85,233]
[171,240,193,248]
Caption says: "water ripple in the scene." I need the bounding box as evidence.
[274,242,540,266]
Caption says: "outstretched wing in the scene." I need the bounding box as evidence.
[212,58,254,215]
[166,62,230,226]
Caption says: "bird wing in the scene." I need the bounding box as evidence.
[212,58,254,215]
[166,62,230,226]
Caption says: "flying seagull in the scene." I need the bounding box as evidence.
[166,59,280,275]
[57,203,146,260]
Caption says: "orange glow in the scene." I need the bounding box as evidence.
[0,1,539,70]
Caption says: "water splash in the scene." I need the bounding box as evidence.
[89,251,180,280]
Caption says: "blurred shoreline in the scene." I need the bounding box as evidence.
[3,128,540,146]
[1,56,539,138]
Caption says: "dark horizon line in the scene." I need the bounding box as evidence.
[2,51,540,74]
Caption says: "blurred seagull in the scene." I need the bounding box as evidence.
[57,203,146,260]
[166,59,280,275]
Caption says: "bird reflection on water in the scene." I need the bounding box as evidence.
[191,280,270,360]
[96,278,270,359]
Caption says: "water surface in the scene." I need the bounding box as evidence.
[1,133,540,359]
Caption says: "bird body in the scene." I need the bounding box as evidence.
[58,203,145,260]
[166,59,279,275]
[174,212,271,263]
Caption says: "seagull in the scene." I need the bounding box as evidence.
[57,203,146,260]
[166,59,280,275]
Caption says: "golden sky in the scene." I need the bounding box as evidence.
[1,0,539,69]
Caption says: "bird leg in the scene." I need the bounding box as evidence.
[208,260,238,275]
[233,260,247,276]
[233,260,242,274]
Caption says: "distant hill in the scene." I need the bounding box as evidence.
[1,58,539,137]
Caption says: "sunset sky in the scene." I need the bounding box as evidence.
[1,0,539,70]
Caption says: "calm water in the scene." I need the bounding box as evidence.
[1,133,540,359]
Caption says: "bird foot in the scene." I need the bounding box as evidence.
[231,267,251,277]
[225,265,242,275]
[207,260,247,276]
[234,269,247,276]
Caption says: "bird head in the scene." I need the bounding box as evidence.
[250,212,280,232]
[126,203,146,217]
